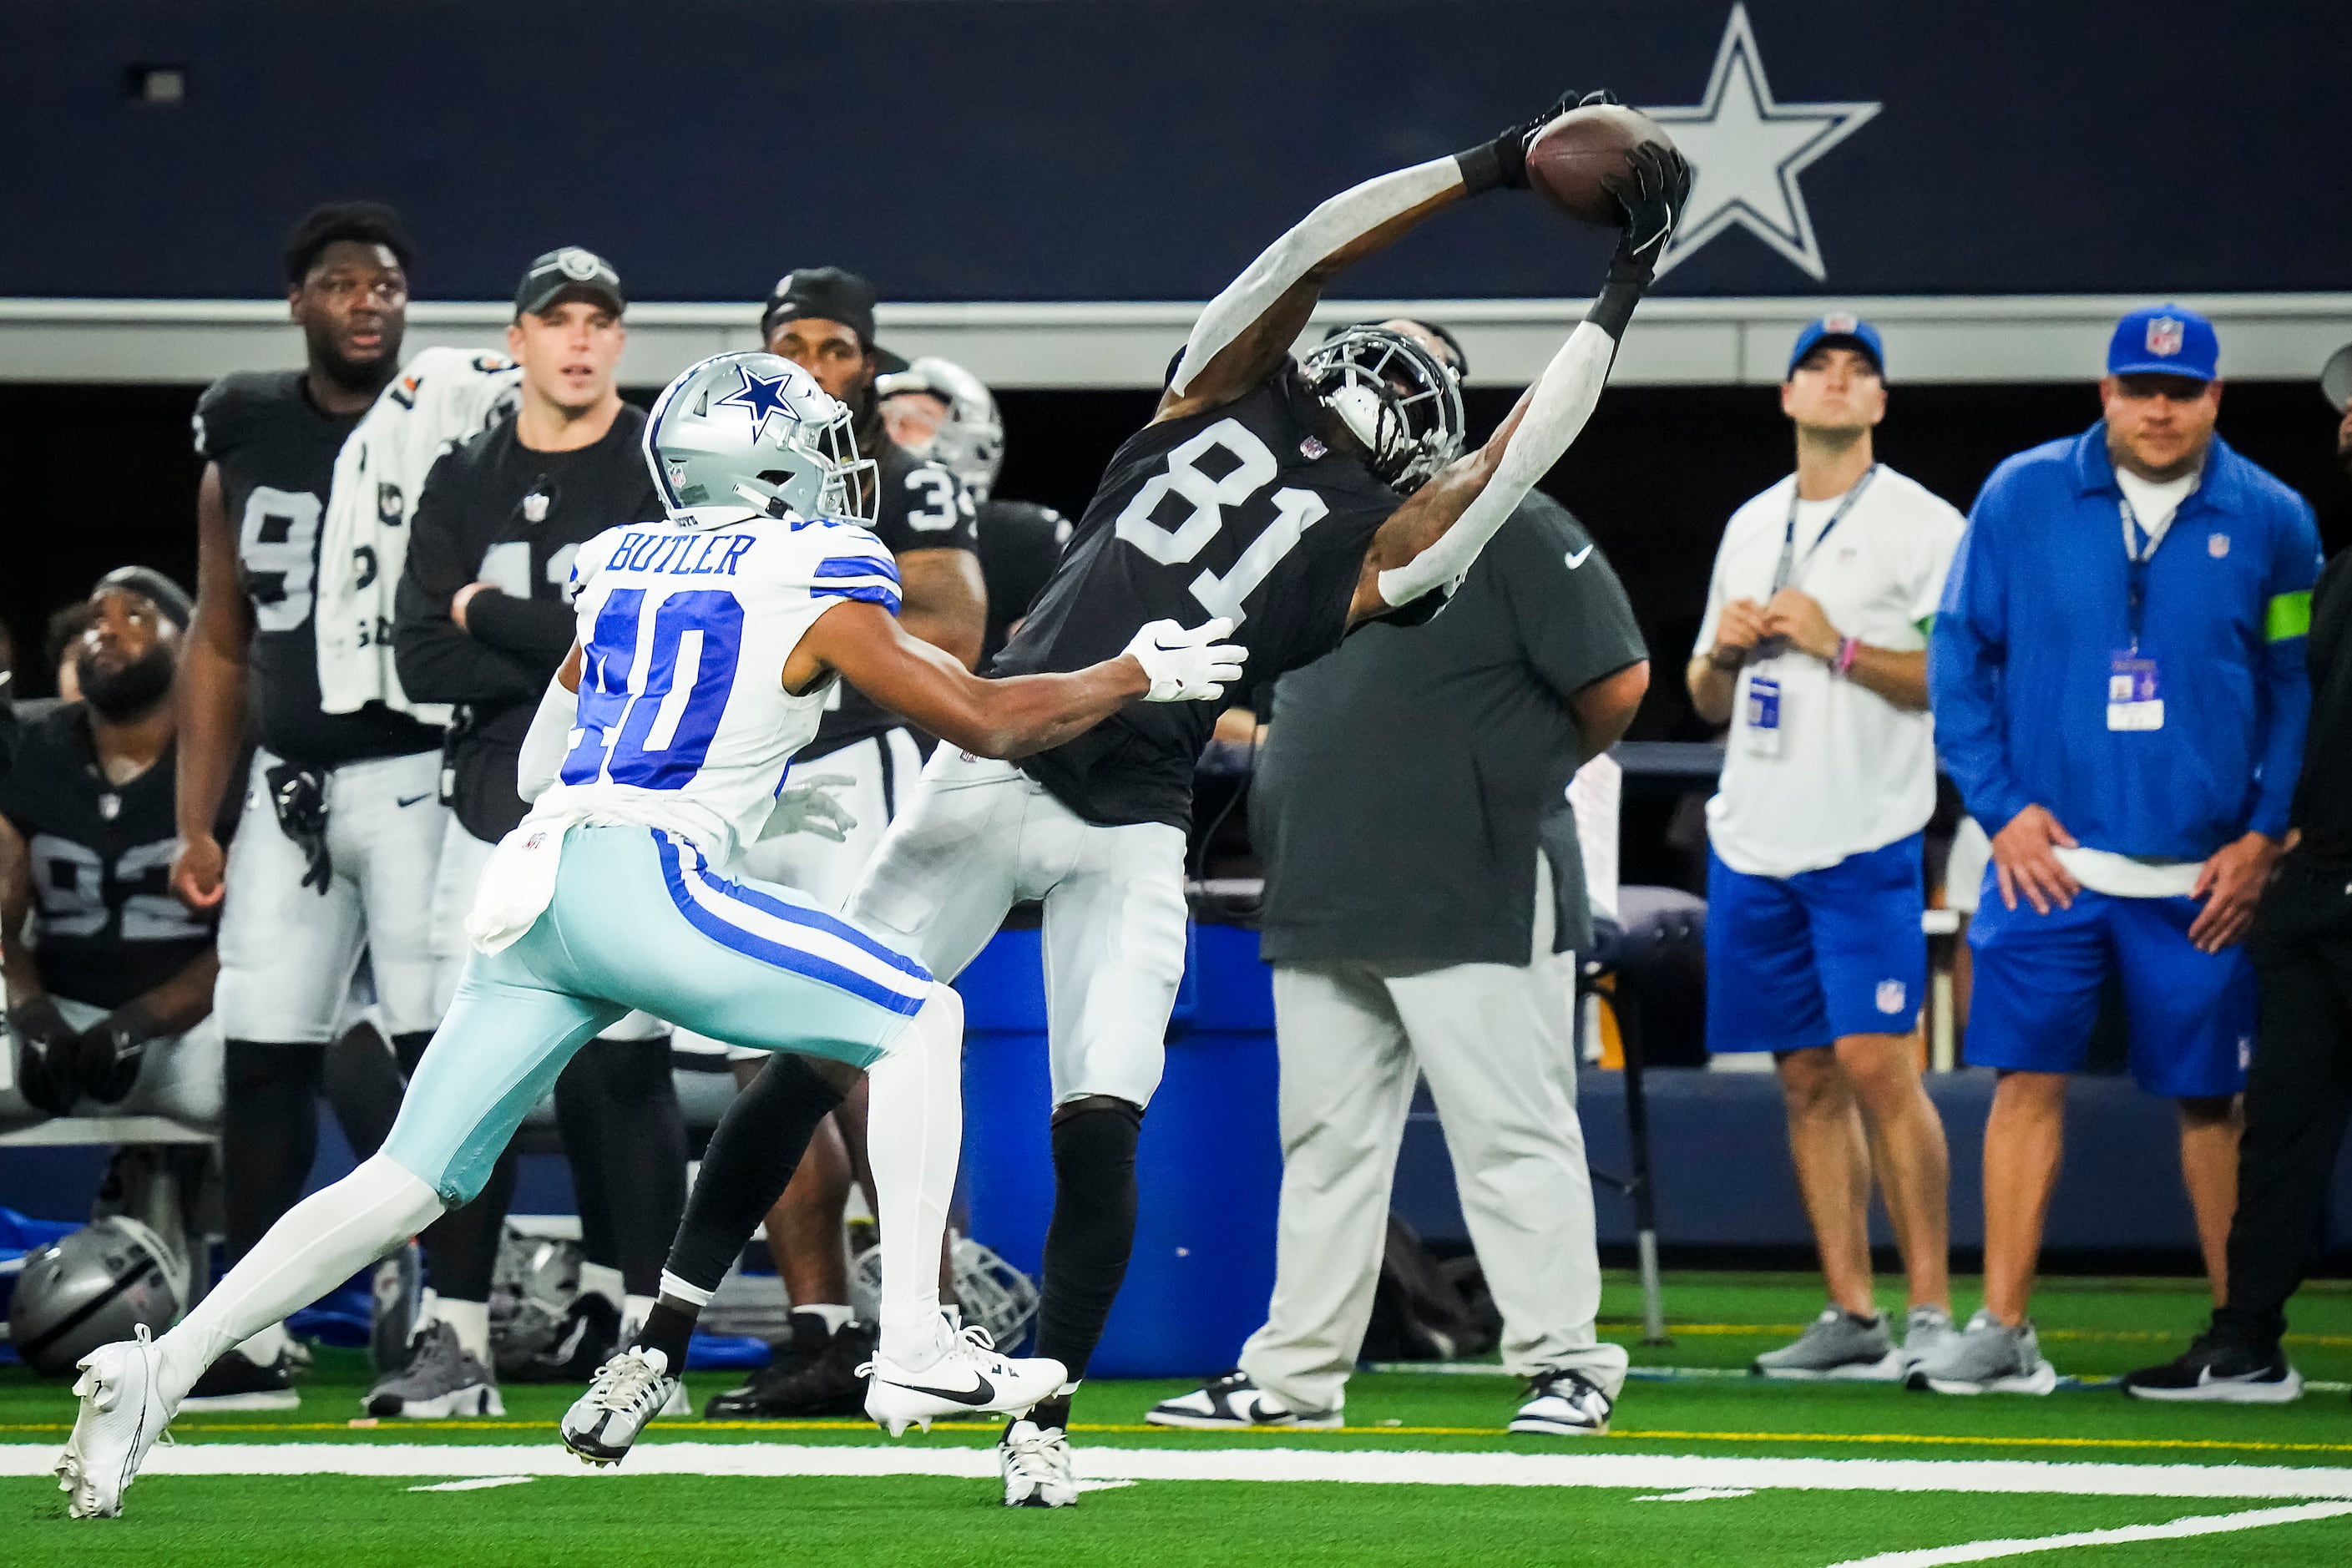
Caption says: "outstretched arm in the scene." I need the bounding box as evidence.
[1160,94,1583,423]
[1348,144,1688,624]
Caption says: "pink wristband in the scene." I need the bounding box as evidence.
[1834,635,1860,675]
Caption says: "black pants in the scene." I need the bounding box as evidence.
[2218,856,2352,1344]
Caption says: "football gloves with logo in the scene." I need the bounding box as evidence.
[9,995,81,1116]
[76,999,167,1105]
[1456,89,1621,195]
[1122,618,1248,703]
[1605,141,1692,281]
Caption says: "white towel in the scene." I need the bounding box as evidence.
[316,346,521,721]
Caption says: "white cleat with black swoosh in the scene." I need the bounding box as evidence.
[861,1324,1065,1438]
[57,1327,175,1519]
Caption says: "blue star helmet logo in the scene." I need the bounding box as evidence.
[715,363,800,442]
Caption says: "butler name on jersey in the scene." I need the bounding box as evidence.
[994,366,1402,828]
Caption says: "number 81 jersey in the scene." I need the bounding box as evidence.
[536,514,901,868]
[991,367,1404,829]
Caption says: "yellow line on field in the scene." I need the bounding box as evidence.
[1632,1323,2352,1348]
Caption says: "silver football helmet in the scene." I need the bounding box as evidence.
[645,351,877,528]
[878,355,1005,503]
[1300,327,1467,493]
[7,1217,185,1378]
[850,1233,1039,1352]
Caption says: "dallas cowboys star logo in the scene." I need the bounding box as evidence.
[1641,5,1880,281]
[715,362,797,439]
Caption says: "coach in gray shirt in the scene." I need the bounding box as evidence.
[1148,349,1649,1436]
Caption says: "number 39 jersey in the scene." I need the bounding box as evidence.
[534,515,902,869]
[992,367,1403,827]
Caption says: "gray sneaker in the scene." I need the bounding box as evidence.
[1904,1308,2057,1395]
[1899,1303,1958,1371]
[365,1320,506,1419]
[1753,1306,1903,1381]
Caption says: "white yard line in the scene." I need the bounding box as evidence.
[407,1476,535,1493]
[1823,1500,2352,1566]
[5,1444,2352,1500]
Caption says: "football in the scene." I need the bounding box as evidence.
[1524,103,1680,226]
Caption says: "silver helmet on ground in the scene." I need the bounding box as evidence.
[878,356,1005,503]
[7,1216,185,1378]
[644,352,877,529]
[1300,326,1467,493]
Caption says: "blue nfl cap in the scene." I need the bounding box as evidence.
[2107,305,2218,382]
[1788,312,1885,379]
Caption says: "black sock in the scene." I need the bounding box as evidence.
[635,1301,699,1371]
[1034,1100,1141,1387]
[221,1041,326,1266]
[663,1053,846,1297]
[557,1036,690,1299]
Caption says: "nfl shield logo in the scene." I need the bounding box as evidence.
[1875,979,1908,1015]
[523,490,549,523]
[2208,533,2230,559]
[2146,316,2186,357]
[1822,311,1859,334]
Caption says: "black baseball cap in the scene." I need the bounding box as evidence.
[515,247,625,318]
[760,266,908,372]
[93,566,193,630]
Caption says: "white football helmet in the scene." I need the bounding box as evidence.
[877,356,1004,503]
[645,352,877,529]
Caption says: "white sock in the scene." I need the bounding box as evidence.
[795,1302,855,1335]
[159,1154,443,1405]
[233,1321,292,1365]
[577,1262,625,1313]
[436,1297,493,1365]
[621,1293,659,1341]
[867,984,964,1370]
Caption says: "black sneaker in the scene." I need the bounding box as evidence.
[2122,1330,2303,1404]
[509,1294,622,1383]
[182,1347,301,1412]
[703,1313,874,1419]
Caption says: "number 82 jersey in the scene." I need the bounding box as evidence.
[535,515,901,868]
[991,367,1404,829]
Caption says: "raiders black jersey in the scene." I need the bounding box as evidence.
[806,437,982,761]
[194,372,442,768]
[0,705,221,1010]
[993,367,1405,828]
[977,498,1072,665]
[393,405,660,842]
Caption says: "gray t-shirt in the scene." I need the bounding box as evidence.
[1254,493,1646,966]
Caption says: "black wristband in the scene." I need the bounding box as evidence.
[1454,144,1508,195]
[1583,273,1646,341]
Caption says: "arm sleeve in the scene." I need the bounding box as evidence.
[1498,504,1646,701]
[1928,478,2026,832]
[391,453,546,706]
[2249,499,2323,837]
[465,592,581,671]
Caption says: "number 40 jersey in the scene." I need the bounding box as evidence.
[992,367,1410,829]
[537,514,901,869]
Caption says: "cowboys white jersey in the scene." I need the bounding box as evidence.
[530,514,902,868]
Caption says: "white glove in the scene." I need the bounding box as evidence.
[1122,617,1249,703]
[759,774,859,842]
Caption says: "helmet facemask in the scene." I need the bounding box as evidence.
[1300,327,1467,494]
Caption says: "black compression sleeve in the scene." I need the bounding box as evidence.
[662,1053,846,1297]
[221,1040,326,1265]
[1034,1100,1143,1383]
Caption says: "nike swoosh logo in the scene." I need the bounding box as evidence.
[889,1371,994,1406]
[396,793,432,808]
[1564,545,1595,569]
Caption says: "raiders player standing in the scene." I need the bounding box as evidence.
[679,268,989,1422]
[382,248,688,1414]
[3,574,225,1128]
[171,204,455,1407]
[615,94,1688,1505]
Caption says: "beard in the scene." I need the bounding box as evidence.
[307,321,404,395]
[76,645,175,721]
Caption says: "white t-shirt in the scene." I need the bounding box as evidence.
[1694,466,1966,878]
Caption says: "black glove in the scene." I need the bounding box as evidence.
[1454,88,1621,195]
[10,995,80,1116]
[1604,140,1693,283]
[77,999,167,1105]
[265,761,334,893]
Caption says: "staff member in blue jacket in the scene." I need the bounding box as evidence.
[1922,306,2320,1395]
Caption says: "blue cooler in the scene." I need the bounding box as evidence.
[957,921,1280,1378]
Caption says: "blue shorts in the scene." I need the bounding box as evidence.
[1705,833,1928,1054]
[1965,880,2252,1098]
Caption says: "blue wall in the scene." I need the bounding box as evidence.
[6,1,2339,302]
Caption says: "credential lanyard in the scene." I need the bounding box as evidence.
[1770,465,1879,597]
[2118,480,2195,652]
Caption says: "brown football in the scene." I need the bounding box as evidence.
[1524,104,1678,226]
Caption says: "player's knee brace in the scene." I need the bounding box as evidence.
[1038,1097,1144,1381]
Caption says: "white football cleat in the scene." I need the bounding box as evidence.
[1000,1418,1079,1509]
[560,1347,680,1466]
[57,1327,173,1520]
[861,1325,1065,1437]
